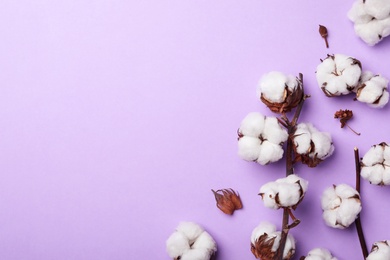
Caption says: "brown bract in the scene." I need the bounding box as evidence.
[211,188,242,215]
[251,234,294,260]
[261,77,304,114]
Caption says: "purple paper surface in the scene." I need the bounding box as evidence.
[1,0,390,259]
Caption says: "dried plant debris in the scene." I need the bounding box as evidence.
[292,123,335,167]
[251,222,295,260]
[348,0,390,46]
[334,109,361,135]
[211,188,242,215]
[319,25,329,48]
[300,248,338,260]
[355,71,389,108]
[360,142,390,185]
[166,222,217,260]
[257,71,304,113]
[259,174,308,210]
[237,112,288,165]
[367,240,390,260]
[321,184,362,229]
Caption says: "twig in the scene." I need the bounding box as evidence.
[354,147,369,259]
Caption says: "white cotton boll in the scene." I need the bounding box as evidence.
[283,234,296,258]
[181,249,210,260]
[367,241,390,260]
[263,116,288,144]
[238,136,261,161]
[311,132,334,159]
[354,17,390,46]
[361,164,384,185]
[260,174,308,209]
[382,168,390,185]
[321,184,361,229]
[348,1,374,24]
[286,75,299,92]
[294,124,312,154]
[259,181,280,209]
[337,198,362,227]
[257,141,284,165]
[356,73,389,108]
[316,54,361,96]
[285,174,309,193]
[258,71,288,103]
[192,231,217,253]
[177,222,204,244]
[276,182,301,207]
[250,221,276,244]
[305,248,337,260]
[166,232,190,258]
[239,112,266,137]
[362,145,385,166]
[363,0,390,20]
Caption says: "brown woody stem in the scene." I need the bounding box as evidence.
[354,147,369,258]
[276,73,306,260]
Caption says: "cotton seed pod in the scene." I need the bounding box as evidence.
[257,71,303,113]
[251,221,295,260]
[300,248,337,260]
[355,71,389,108]
[321,184,362,229]
[367,240,390,260]
[292,123,335,167]
[348,1,390,46]
[211,188,243,215]
[360,142,390,185]
[259,174,308,210]
[316,54,362,97]
[166,222,217,260]
[238,112,288,165]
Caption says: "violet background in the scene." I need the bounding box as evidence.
[0,0,390,259]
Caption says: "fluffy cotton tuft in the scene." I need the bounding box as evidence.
[302,248,337,260]
[292,123,334,167]
[316,54,362,97]
[321,184,362,229]
[238,112,288,165]
[166,222,217,260]
[259,174,308,209]
[367,240,390,260]
[250,222,295,260]
[361,142,390,185]
[355,71,389,108]
[348,0,390,46]
[257,71,303,113]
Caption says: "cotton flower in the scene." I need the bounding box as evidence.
[259,174,308,210]
[367,240,390,260]
[166,222,217,260]
[301,248,337,260]
[251,221,295,260]
[348,0,390,46]
[316,54,362,97]
[238,112,288,165]
[321,184,362,229]
[257,71,303,113]
[292,123,334,167]
[211,188,243,215]
[355,71,389,108]
[360,142,390,185]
